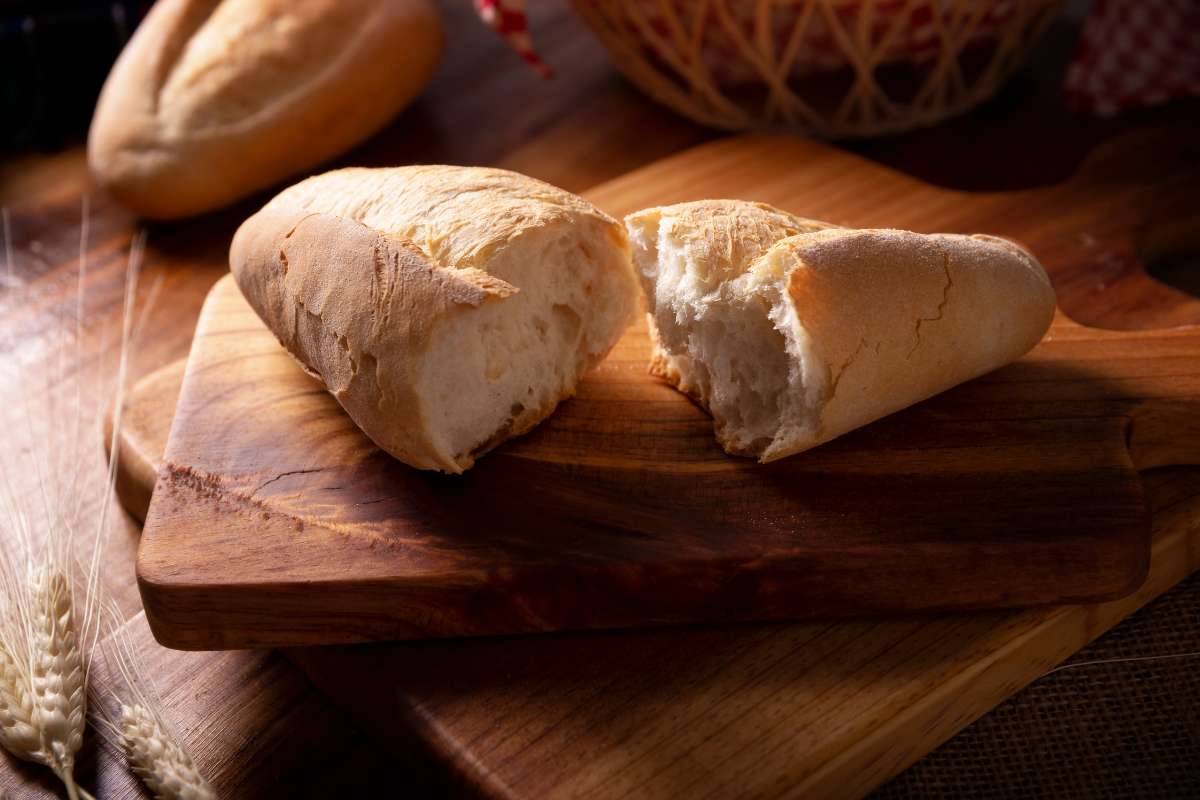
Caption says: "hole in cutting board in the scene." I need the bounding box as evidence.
[1147,251,1200,300]
[1071,215,1200,331]
[1143,213,1200,300]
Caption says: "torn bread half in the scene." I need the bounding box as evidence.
[231,165,639,473]
[625,200,1056,462]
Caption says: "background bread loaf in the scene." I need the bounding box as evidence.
[626,200,1056,461]
[231,165,640,473]
[88,0,442,219]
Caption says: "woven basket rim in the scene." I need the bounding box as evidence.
[572,0,1064,137]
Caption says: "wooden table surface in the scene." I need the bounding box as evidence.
[1,2,1197,797]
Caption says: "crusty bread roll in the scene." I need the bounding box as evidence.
[231,166,639,473]
[88,0,442,219]
[626,200,1056,461]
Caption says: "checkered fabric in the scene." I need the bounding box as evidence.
[1065,0,1200,117]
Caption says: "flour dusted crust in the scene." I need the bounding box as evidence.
[626,200,1056,462]
[88,0,442,219]
[231,165,639,473]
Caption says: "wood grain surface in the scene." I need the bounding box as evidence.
[5,0,1199,795]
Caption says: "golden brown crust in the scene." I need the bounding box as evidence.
[231,208,508,472]
[262,165,620,272]
[762,227,1055,460]
[88,0,443,219]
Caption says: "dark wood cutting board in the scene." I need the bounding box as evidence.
[138,132,1200,650]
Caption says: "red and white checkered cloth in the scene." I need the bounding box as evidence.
[1065,0,1200,116]
[477,0,1200,117]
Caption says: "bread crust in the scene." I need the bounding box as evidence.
[88,0,442,219]
[231,165,636,473]
[767,227,1055,460]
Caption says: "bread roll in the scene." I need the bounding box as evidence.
[88,0,442,219]
[231,166,639,473]
[625,200,1056,461]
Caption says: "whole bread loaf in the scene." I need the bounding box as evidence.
[626,200,1056,461]
[88,0,442,219]
[231,166,640,473]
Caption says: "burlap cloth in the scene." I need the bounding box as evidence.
[876,572,1200,797]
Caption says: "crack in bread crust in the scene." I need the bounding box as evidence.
[907,251,954,359]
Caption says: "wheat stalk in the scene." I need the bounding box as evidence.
[0,528,91,797]
[91,603,216,800]
[0,641,41,763]
[27,566,86,797]
[118,703,215,800]
[0,539,40,766]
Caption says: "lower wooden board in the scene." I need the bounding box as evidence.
[137,132,1200,649]
[290,476,1200,799]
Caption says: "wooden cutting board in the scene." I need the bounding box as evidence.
[138,132,1200,650]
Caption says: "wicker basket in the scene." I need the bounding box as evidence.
[571,0,1064,137]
